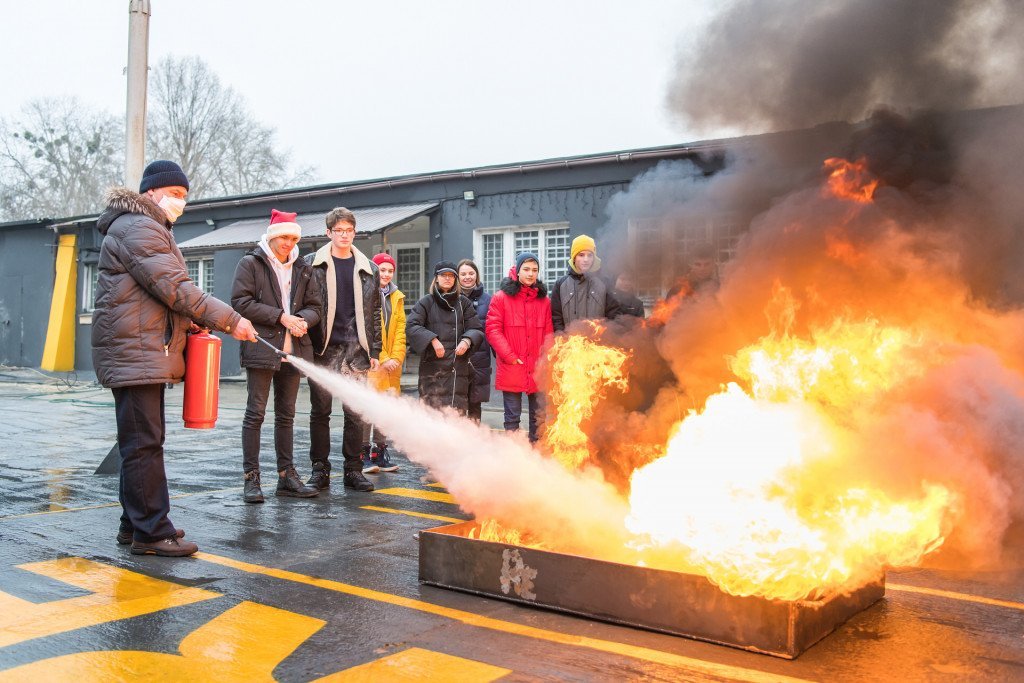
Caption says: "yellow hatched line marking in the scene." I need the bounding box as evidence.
[195,552,812,683]
[424,482,447,489]
[888,582,1024,611]
[374,487,456,504]
[0,557,222,649]
[312,647,510,682]
[360,505,464,524]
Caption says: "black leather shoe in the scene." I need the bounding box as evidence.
[277,467,320,498]
[343,470,375,492]
[130,536,199,557]
[306,464,331,490]
[244,470,265,504]
[118,528,184,545]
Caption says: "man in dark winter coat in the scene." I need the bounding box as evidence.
[550,234,622,331]
[231,209,323,503]
[457,258,492,422]
[612,271,646,319]
[304,207,382,493]
[92,160,257,557]
[406,261,485,414]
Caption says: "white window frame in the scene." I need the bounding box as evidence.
[626,212,743,302]
[185,255,216,295]
[390,241,428,307]
[472,222,571,291]
[81,262,99,312]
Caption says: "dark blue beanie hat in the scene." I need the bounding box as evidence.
[515,251,539,273]
[139,160,190,193]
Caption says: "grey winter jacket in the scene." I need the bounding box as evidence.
[91,187,240,388]
[550,271,622,332]
[230,246,322,369]
[305,244,382,359]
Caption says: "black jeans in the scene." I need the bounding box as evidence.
[468,401,482,423]
[113,383,177,543]
[309,342,370,473]
[502,391,543,443]
[242,362,301,474]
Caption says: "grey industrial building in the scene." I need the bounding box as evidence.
[9,111,942,378]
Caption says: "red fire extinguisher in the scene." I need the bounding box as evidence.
[183,331,222,429]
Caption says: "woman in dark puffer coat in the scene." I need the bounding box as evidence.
[405,261,485,413]
[485,252,552,443]
[457,259,492,422]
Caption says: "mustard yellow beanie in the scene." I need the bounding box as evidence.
[569,234,601,273]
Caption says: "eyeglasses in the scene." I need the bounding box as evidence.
[329,228,355,236]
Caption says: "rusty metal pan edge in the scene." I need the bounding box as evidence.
[418,521,886,659]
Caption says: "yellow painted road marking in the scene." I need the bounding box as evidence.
[360,505,464,524]
[425,482,447,489]
[0,486,241,521]
[375,487,456,504]
[312,647,510,682]
[888,582,1024,611]
[0,557,221,648]
[195,552,813,683]
[0,501,122,519]
[0,483,454,521]
[0,600,324,681]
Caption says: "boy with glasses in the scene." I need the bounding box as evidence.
[304,208,382,492]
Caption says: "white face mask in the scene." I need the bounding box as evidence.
[158,195,186,222]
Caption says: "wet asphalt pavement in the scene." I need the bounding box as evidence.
[0,367,1022,681]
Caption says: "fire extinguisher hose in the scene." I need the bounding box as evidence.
[254,334,289,358]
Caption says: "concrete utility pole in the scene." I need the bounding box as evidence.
[125,0,151,190]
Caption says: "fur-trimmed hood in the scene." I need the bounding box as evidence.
[97,186,169,235]
[499,276,547,298]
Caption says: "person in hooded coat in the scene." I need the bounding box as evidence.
[92,160,257,557]
[485,252,553,442]
[457,258,492,422]
[231,210,322,503]
[405,261,485,414]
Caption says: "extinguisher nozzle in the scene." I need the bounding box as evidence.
[254,335,288,357]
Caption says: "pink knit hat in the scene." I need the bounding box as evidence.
[266,209,302,240]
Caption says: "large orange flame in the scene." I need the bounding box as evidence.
[627,312,958,601]
[543,328,629,470]
[823,157,878,203]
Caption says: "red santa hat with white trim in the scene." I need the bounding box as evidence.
[266,209,302,240]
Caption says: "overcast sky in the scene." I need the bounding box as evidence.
[0,0,720,186]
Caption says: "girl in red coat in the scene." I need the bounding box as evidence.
[485,252,553,443]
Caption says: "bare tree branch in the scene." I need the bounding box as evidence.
[0,97,122,220]
[148,55,318,199]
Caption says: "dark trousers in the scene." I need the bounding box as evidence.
[113,383,176,543]
[309,342,370,473]
[468,401,482,423]
[502,391,543,443]
[242,362,301,474]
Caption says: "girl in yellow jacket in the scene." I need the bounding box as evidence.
[363,253,406,473]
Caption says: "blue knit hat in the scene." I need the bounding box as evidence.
[515,252,539,273]
[139,160,190,193]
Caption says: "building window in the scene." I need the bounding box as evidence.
[186,257,215,295]
[544,227,570,283]
[473,222,571,291]
[393,243,427,307]
[627,213,744,301]
[481,233,505,294]
[82,263,99,312]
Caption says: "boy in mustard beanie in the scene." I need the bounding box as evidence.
[550,234,621,331]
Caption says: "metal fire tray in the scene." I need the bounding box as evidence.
[418,521,884,659]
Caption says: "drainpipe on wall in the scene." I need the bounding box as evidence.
[125,0,151,189]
